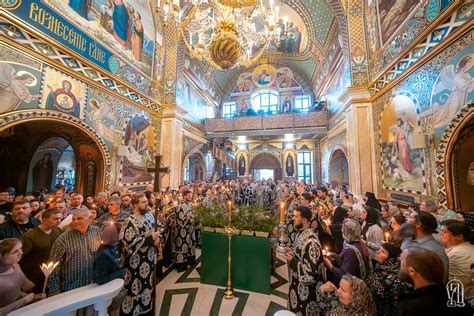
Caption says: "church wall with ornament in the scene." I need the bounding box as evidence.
[368,5,473,210]
[0,43,162,193]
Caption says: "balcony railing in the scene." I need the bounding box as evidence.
[205,111,328,135]
[8,279,124,316]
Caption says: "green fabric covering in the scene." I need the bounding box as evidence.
[201,232,271,294]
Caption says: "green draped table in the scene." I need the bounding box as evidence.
[200,231,271,294]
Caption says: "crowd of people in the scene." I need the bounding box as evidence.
[0,178,473,315]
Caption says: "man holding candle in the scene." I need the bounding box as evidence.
[19,208,62,294]
[284,205,324,315]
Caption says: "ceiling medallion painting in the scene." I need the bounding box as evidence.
[174,0,279,71]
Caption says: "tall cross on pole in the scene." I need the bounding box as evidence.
[147,155,169,192]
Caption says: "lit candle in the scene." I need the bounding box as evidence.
[226,200,232,222]
[40,261,59,294]
[385,232,390,242]
[279,202,285,224]
[269,0,274,11]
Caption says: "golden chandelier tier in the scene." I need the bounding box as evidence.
[217,0,257,8]
[177,0,278,71]
[209,21,244,71]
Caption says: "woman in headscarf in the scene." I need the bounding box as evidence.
[329,200,348,254]
[364,192,382,211]
[361,206,384,259]
[319,274,377,316]
[366,243,411,316]
[352,194,365,212]
[0,238,45,314]
[323,219,372,285]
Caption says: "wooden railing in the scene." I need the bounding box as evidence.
[8,279,124,316]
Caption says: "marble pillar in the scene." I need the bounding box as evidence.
[160,104,184,189]
[344,89,377,195]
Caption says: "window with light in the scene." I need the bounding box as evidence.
[223,102,237,118]
[251,90,279,114]
[297,151,312,182]
[294,95,311,113]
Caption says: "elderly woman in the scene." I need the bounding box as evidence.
[319,274,377,316]
[366,243,411,315]
[323,219,372,285]
[0,238,45,314]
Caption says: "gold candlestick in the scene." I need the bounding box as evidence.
[223,225,234,299]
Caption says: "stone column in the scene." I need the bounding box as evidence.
[344,88,377,195]
[160,104,184,189]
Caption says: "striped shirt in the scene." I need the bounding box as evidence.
[48,226,102,292]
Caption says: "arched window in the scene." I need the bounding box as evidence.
[251,90,279,114]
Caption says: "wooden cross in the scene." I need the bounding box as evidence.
[147,155,169,192]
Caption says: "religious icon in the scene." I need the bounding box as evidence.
[286,155,294,177]
[42,68,86,118]
[239,79,252,92]
[239,154,246,176]
[467,162,474,186]
[257,69,271,85]
[83,152,97,197]
[121,115,154,184]
[46,80,80,112]
[380,92,424,192]
[377,0,418,44]
[68,0,91,19]
[32,153,54,192]
[432,53,473,130]
[85,98,118,143]
[390,117,414,173]
[0,63,41,113]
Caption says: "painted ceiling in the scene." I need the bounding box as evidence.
[182,0,340,102]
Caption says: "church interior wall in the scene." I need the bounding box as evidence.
[366,0,458,82]
[369,21,472,208]
[0,43,162,193]
[222,64,314,116]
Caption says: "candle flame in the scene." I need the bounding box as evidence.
[40,261,59,276]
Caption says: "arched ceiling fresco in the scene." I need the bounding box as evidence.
[179,0,346,102]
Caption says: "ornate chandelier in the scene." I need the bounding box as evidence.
[158,0,279,71]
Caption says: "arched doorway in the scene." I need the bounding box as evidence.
[27,137,76,193]
[0,111,110,194]
[444,111,474,212]
[250,153,282,180]
[329,148,349,187]
[183,151,206,182]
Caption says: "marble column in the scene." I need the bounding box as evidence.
[344,88,377,195]
[160,104,184,189]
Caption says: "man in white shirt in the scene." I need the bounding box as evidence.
[440,219,474,302]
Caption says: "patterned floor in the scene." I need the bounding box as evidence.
[156,249,290,315]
